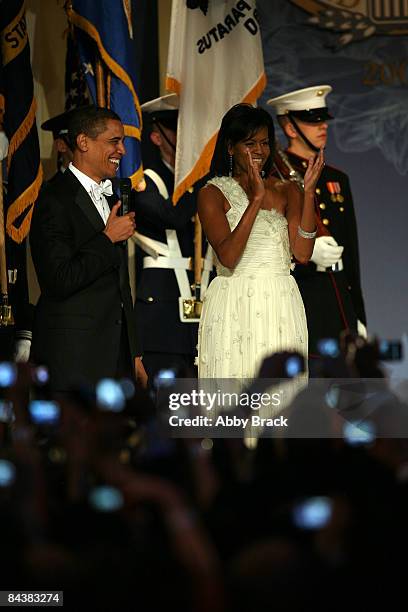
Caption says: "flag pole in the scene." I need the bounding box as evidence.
[95,58,106,107]
[0,164,14,326]
[193,212,203,317]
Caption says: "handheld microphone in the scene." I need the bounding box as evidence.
[118,178,132,216]
[113,178,132,247]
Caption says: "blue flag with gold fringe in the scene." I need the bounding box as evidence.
[0,0,42,244]
[66,0,143,188]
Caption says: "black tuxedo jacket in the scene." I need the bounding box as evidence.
[30,169,139,391]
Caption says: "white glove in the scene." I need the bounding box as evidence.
[0,130,9,161]
[311,236,344,268]
[357,320,367,339]
[14,339,31,363]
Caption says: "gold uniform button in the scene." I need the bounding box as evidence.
[339,206,344,212]
[147,297,154,302]
[322,218,330,226]
[319,203,326,210]
[315,188,321,195]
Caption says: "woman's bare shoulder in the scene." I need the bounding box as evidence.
[198,181,229,214]
[199,182,225,202]
[200,181,221,193]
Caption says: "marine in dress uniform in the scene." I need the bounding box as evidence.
[132,94,213,380]
[268,85,366,357]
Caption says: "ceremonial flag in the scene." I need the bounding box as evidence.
[166,0,266,204]
[0,0,42,243]
[66,0,143,188]
[64,24,90,112]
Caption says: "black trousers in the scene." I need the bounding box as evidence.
[116,312,134,380]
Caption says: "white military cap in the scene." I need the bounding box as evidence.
[267,85,333,122]
[141,93,179,113]
[141,94,179,130]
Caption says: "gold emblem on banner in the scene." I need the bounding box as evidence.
[290,1,408,45]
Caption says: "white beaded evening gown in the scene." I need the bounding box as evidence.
[198,176,308,380]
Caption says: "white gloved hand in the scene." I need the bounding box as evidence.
[14,339,31,363]
[0,131,9,161]
[357,319,367,339]
[311,236,344,267]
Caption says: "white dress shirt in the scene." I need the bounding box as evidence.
[69,162,111,223]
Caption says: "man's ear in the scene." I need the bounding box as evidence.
[281,120,297,140]
[76,133,88,152]
[150,131,162,147]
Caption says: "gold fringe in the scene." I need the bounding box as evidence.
[165,76,181,96]
[242,71,267,105]
[172,132,217,206]
[6,163,43,243]
[129,164,144,190]
[172,72,267,205]
[124,124,141,140]
[7,97,37,172]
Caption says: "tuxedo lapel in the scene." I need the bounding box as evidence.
[57,168,105,232]
[61,168,121,230]
[75,187,106,232]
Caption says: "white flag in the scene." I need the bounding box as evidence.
[166,0,266,204]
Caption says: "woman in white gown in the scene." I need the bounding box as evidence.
[197,104,323,380]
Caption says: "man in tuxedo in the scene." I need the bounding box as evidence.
[30,105,146,391]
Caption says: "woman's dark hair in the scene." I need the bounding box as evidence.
[210,103,275,177]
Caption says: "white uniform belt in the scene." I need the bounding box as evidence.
[132,231,169,258]
[131,169,214,305]
[134,229,213,300]
[143,256,214,272]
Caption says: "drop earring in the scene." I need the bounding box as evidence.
[229,154,233,177]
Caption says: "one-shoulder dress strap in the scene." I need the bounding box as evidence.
[205,176,248,213]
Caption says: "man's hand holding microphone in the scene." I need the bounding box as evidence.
[103,201,136,243]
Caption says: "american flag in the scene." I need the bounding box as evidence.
[64,25,90,112]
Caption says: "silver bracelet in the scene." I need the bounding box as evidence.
[298,225,317,239]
